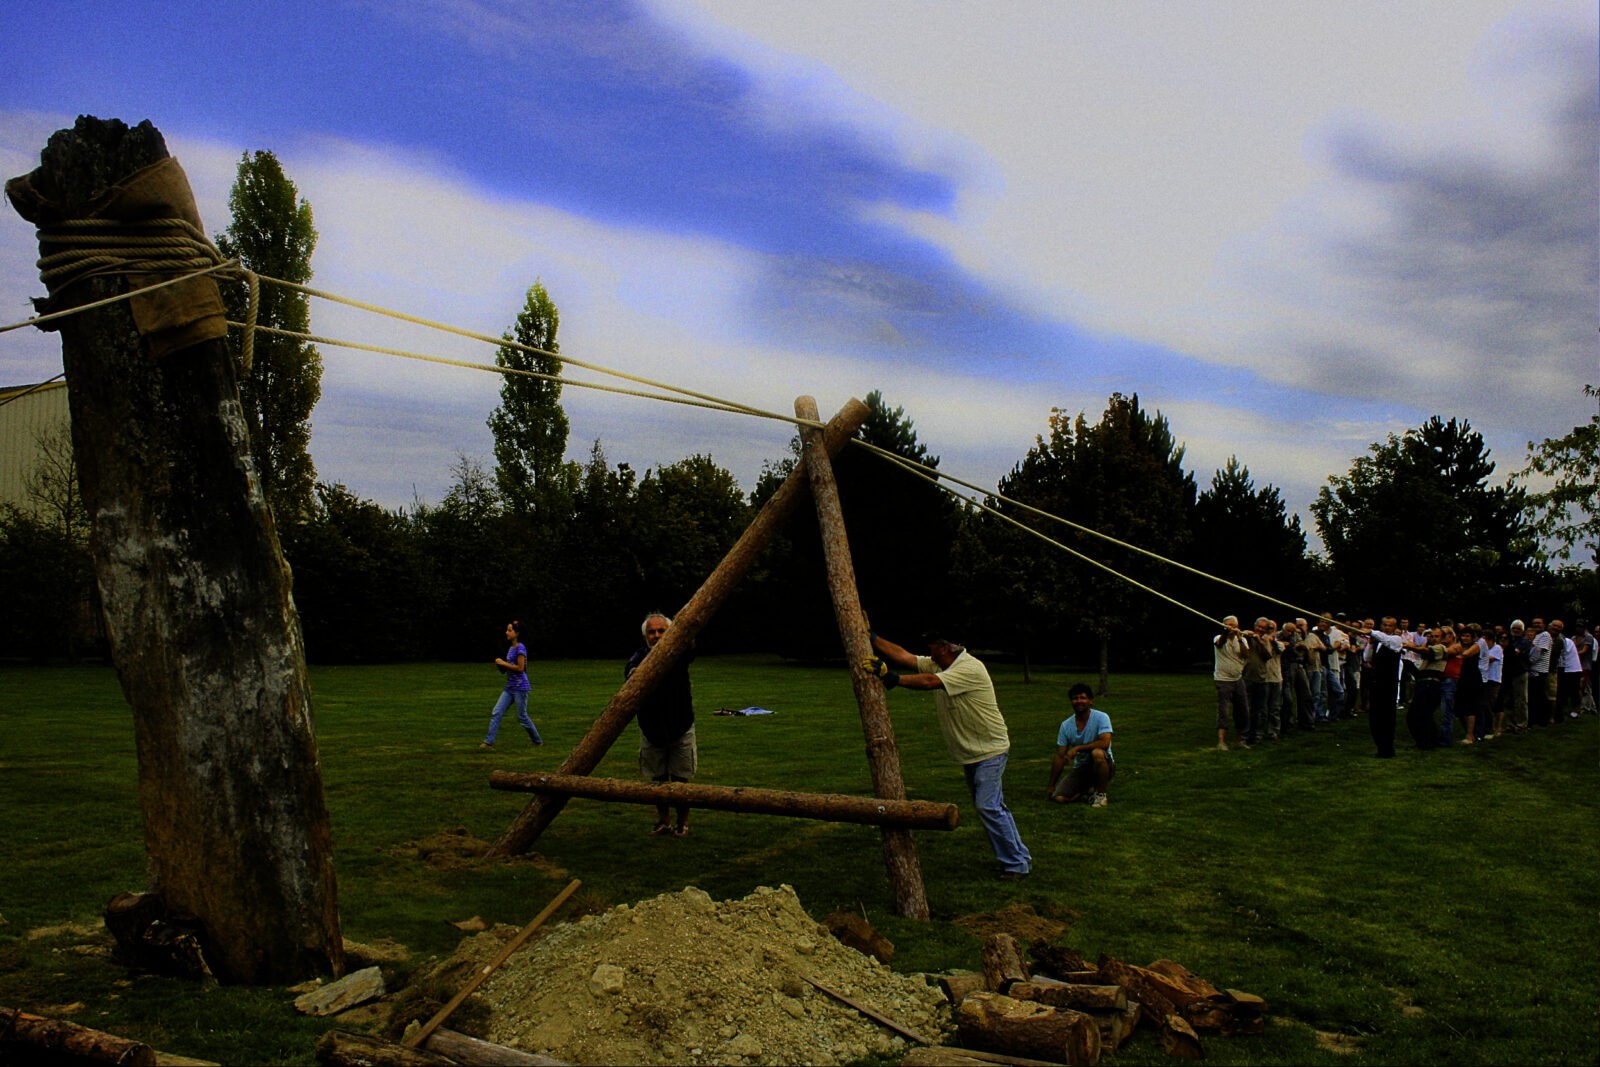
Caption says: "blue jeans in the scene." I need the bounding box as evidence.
[963,753,1031,874]
[1309,669,1326,720]
[1323,667,1344,720]
[1438,676,1457,744]
[485,689,541,745]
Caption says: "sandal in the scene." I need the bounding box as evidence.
[648,822,673,836]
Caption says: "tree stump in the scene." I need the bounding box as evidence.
[6,116,342,984]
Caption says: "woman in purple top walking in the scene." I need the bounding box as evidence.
[481,620,542,748]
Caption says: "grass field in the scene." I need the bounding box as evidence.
[1,656,1596,1065]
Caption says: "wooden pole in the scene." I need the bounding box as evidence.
[490,772,960,830]
[487,399,871,857]
[404,879,582,1048]
[5,116,342,984]
[796,395,930,920]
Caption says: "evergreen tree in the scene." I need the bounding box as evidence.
[1313,416,1537,616]
[1188,456,1313,625]
[488,282,570,518]
[216,150,321,521]
[991,394,1197,690]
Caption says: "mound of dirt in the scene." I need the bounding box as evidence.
[952,901,1073,945]
[467,884,952,1066]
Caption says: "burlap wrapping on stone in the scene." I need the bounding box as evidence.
[6,155,228,358]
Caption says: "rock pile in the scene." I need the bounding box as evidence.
[469,884,952,1066]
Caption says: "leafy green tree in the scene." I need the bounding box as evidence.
[0,425,95,660]
[1187,456,1314,626]
[414,455,507,659]
[1312,416,1537,617]
[1515,384,1599,566]
[990,394,1197,690]
[285,483,441,663]
[841,391,959,636]
[555,440,642,654]
[215,150,321,521]
[0,505,95,661]
[631,454,747,627]
[748,391,958,658]
[488,282,570,518]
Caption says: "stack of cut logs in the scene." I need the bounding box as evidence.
[907,933,1265,1066]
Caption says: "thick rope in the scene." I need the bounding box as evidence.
[257,276,803,428]
[35,217,224,288]
[854,438,1330,625]
[17,218,258,371]
[0,261,1319,626]
[230,321,781,419]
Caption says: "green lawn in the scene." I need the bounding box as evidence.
[1,657,1595,1065]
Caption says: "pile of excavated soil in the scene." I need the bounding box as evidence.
[468,884,953,1066]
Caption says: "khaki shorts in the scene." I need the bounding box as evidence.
[640,726,697,781]
[1053,756,1116,800]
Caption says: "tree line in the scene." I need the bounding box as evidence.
[3,153,1595,667]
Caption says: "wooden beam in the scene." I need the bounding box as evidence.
[404,880,581,1048]
[487,398,870,857]
[490,772,959,830]
[796,394,930,919]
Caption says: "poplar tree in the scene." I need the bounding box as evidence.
[488,282,570,517]
[216,150,321,522]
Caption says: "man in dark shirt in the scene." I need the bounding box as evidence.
[626,612,697,837]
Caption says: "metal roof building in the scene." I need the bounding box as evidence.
[0,380,71,516]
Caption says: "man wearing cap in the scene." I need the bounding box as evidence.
[865,626,1032,881]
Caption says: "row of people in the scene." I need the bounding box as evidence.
[1214,614,1595,757]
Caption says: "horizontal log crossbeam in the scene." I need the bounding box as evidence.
[490,771,959,831]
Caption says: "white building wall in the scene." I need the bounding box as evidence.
[0,380,71,515]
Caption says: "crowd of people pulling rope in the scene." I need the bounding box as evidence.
[1212,613,1596,759]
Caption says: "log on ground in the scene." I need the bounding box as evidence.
[1181,992,1266,1036]
[489,772,959,830]
[1095,955,1179,1020]
[315,1029,454,1067]
[1159,1013,1205,1060]
[424,1027,572,1065]
[956,992,1101,1067]
[939,972,990,1004]
[1008,982,1126,1013]
[1146,960,1221,1000]
[1084,1002,1141,1052]
[900,1048,1070,1067]
[0,1006,156,1066]
[981,933,1029,994]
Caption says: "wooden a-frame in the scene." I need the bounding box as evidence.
[486,396,935,919]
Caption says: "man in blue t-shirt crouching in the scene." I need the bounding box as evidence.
[1046,683,1115,808]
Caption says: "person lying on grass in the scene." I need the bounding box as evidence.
[1046,683,1114,807]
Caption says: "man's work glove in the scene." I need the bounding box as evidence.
[862,656,900,689]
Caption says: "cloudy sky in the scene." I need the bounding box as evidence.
[2,0,1594,549]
